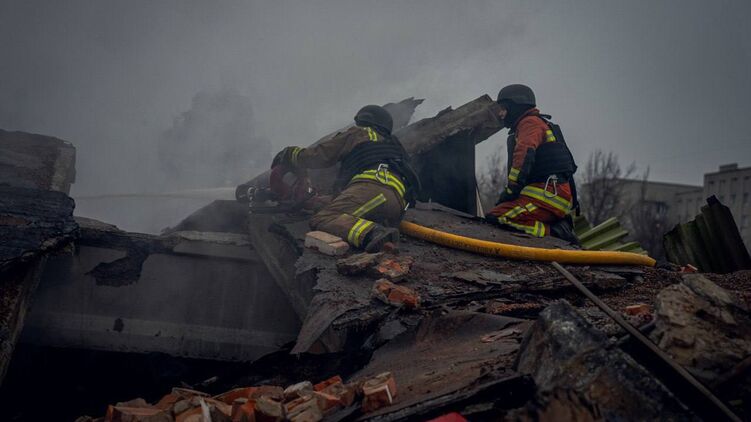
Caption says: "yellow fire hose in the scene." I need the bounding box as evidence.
[399,220,656,267]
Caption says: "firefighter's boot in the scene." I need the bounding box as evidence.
[550,216,579,246]
[363,225,400,252]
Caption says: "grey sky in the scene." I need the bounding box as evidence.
[2,0,750,196]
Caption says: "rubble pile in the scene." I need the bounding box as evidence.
[81,372,397,422]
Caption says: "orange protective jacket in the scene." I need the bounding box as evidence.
[504,108,573,217]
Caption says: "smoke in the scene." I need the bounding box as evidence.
[157,90,270,190]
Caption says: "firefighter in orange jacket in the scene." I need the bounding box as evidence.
[486,84,579,242]
[273,105,420,252]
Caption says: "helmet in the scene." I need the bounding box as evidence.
[496,84,536,107]
[354,105,394,134]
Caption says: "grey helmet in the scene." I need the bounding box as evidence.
[354,105,394,134]
[497,84,536,107]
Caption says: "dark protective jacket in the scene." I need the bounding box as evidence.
[504,108,579,213]
[285,125,419,204]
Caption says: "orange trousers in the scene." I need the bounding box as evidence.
[486,182,572,237]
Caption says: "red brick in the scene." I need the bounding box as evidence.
[175,407,202,422]
[249,386,284,401]
[313,375,343,392]
[254,395,284,422]
[313,391,343,414]
[336,253,382,275]
[154,394,180,411]
[305,231,350,256]
[361,372,397,413]
[624,303,651,316]
[285,396,322,422]
[370,256,414,281]
[372,279,420,309]
[214,387,257,405]
[322,382,357,407]
[382,242,398,254]
[283,381,313,400]
[231,398,256,422]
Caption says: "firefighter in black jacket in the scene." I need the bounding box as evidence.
[273,105,420,252]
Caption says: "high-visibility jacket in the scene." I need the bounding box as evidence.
[283,126,417,203]
[503,108,576,216]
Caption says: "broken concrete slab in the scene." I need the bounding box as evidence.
[22,217,301,362]
[515,300,695,420]
[0,128,76,193]
[650,274,751,385]
[0,186,78,384]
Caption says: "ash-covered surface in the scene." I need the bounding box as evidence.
[289,205,632,354]
[349,311,532,420]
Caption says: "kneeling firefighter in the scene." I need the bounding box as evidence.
[272,105,420,252]
[486,84,579,243]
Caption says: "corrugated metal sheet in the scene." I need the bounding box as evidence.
[664,195,751,273]
[573,215,647,255]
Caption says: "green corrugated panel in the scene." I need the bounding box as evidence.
[578,217,619,243]
[603,241,640,252]
[581,228,629,250]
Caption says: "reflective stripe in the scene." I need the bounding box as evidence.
[351,169,406,198]
[520,185,572,213]
[509,167,520,182]
[291,147,303,165]
[505,187,513,194]
[498,217,545,237]
[347,218,374,247]
[545,129,556,142]
[352,193,387,217]
[525,203,537,212]
[502,206,526,219]
[364,127,379,141]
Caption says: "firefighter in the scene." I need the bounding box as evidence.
[486,84,579,243]
[272,105,420,252]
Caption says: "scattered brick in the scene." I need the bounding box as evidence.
[372,279,420,309]
[249,386,284,401]
[304,231,350,256]
[313,375,343,392]
[154,393,180,411]
[254,395,284,422]
[336,253,383,275]
[283,381,313,401]
[106,405,172,422]
[322,382,357,407]
[624,303,651,316]
[214,387,257,405]
[172,399,192,416]
[370,256,414,282]
[313,390,343,414]
[361,372,397,413]
[680,264,698,273]
[285,395,322,422]
[175,407,202,422]
[230,398,256,422]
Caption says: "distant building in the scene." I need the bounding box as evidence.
[586,163,751,249]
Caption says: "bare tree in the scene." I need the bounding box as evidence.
[626,168,672,259]
[578,149,636,225]
[476,145,506,213]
